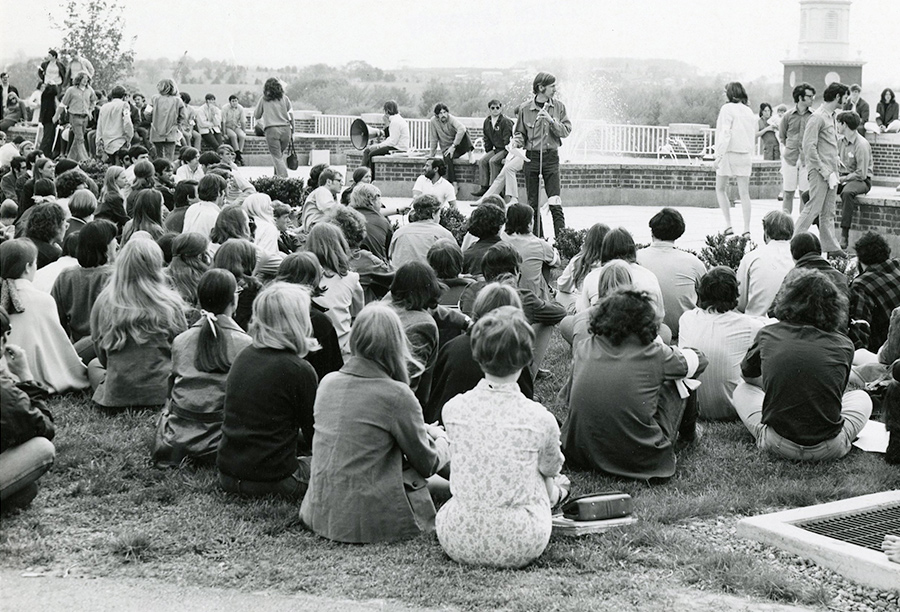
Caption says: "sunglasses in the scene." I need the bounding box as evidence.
[489,105,501,110]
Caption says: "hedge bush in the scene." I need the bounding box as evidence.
[250,176,307,208]
[78,159,109,187]
[699,232,756,271]
[440,207,469,246]
[554,227,587,260]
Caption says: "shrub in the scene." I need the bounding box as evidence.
[78,159,109,187]
[440,206,469,246]
[699,233,756,271]
[249,176,307,209]
[555,227,587,260]
[828,252,857,278]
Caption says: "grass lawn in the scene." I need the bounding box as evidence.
[1,331,898,611]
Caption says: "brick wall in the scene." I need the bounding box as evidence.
[871,140,900,178]
[837,194,900,253]
[366,155,782,207]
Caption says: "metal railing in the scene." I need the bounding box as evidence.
[315,114,355,137]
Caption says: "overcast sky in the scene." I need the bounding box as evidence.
[1,0,897,83]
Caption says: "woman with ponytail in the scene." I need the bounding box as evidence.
[153,269,252,468]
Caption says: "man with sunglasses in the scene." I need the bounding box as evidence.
[473,99,513,198]
[778,83,816,215]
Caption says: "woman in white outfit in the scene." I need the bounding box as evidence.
[714,82,757,238]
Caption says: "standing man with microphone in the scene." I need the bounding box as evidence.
[513,72,572,238]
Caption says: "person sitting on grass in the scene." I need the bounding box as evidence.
[427,282,534,423]
[427,238,474,310]
[241,193,281,260]
[305,223,364,358]
[734,270,872,461]
[504,203,560,302]
[122,189,166,244]
[436,306,565,568]
[678,267,767,421]
[89,237,187,410]
[0,307,56,515]
[213,238,261,332]
[300,303,450,543]
[50,219,118,363]
[386,262,443,407]
[1,239,88,394]
[217,282,319,499]
[556,222,609,313]
[461,197,507,277]
[274,252,344,386]
[24,201,66,269]
[563,260,635,348]
[459,242,565,377]
[209,205,252,258]
[166,232,211,323]
[563,290,707,481]
[389,194,455,270]
[153,269,252,469]
[340,166,372,206]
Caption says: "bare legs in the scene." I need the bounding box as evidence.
[715,175,752,234]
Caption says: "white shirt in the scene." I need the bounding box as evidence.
[715,102,758,156]
[678,308,768,420]
[381,114,410,150]
[182,201,221,239]
[577,261,666,319]
[301,186,337,231]
[413,175,456,209]
[0,142,19,167]
[736,240,794,316]
[175,164,204,184]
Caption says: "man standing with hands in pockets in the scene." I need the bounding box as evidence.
[513,72,572,238]
[794,82,850,257]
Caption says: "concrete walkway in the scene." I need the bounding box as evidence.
[0,569,824,612]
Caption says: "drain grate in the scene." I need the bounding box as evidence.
[795,502,900,552]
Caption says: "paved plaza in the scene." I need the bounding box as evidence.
[239,166,896,253]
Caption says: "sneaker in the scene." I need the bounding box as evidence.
[471,186,488,197]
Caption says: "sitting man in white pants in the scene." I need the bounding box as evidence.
[733,270,872,461]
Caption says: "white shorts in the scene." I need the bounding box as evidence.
[781,160,809,191]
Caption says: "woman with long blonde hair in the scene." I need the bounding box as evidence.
[95,165,129,231]
[242,193,280,258]
[89,236,187,409]
[301,303,449,543]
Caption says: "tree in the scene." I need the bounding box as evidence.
[56,0,135,92]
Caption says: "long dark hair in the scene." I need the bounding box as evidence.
[263,78,284,102]
[194,269,237,374]
[572,223,610,287]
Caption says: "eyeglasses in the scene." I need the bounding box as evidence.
[803,94,815,100]
[489,105,501,110]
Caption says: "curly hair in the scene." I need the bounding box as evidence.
[774,269,848,333]
[263,78,284,102]
[854,231,891,266]
[327,205,367,250]
[589,289,658,346]
[409,194,441,222]
[55,169,89,199]
[25,202,67,243]
[467,203,506,239]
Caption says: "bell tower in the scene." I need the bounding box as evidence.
[781,0,864,102]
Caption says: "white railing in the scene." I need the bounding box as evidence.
[407,118,431,151]
[315,114,355,137]
[562,121,670,158]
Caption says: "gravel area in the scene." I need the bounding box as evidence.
[680,516,899,611]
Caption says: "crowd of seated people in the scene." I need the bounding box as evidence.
[3,103,899,567]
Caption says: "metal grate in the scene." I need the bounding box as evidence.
[795,503,900,552]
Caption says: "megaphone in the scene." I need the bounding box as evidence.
[350,118,385,150]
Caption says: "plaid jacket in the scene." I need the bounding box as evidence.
[849,258,900,351]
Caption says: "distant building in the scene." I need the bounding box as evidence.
[781,0,864,103]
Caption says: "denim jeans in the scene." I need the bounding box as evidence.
[477,149,508,186]
[734,382,872,460]
[0,437,56,509]
[265,125,292,178]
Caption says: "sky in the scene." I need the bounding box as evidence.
[1,0,898,84]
